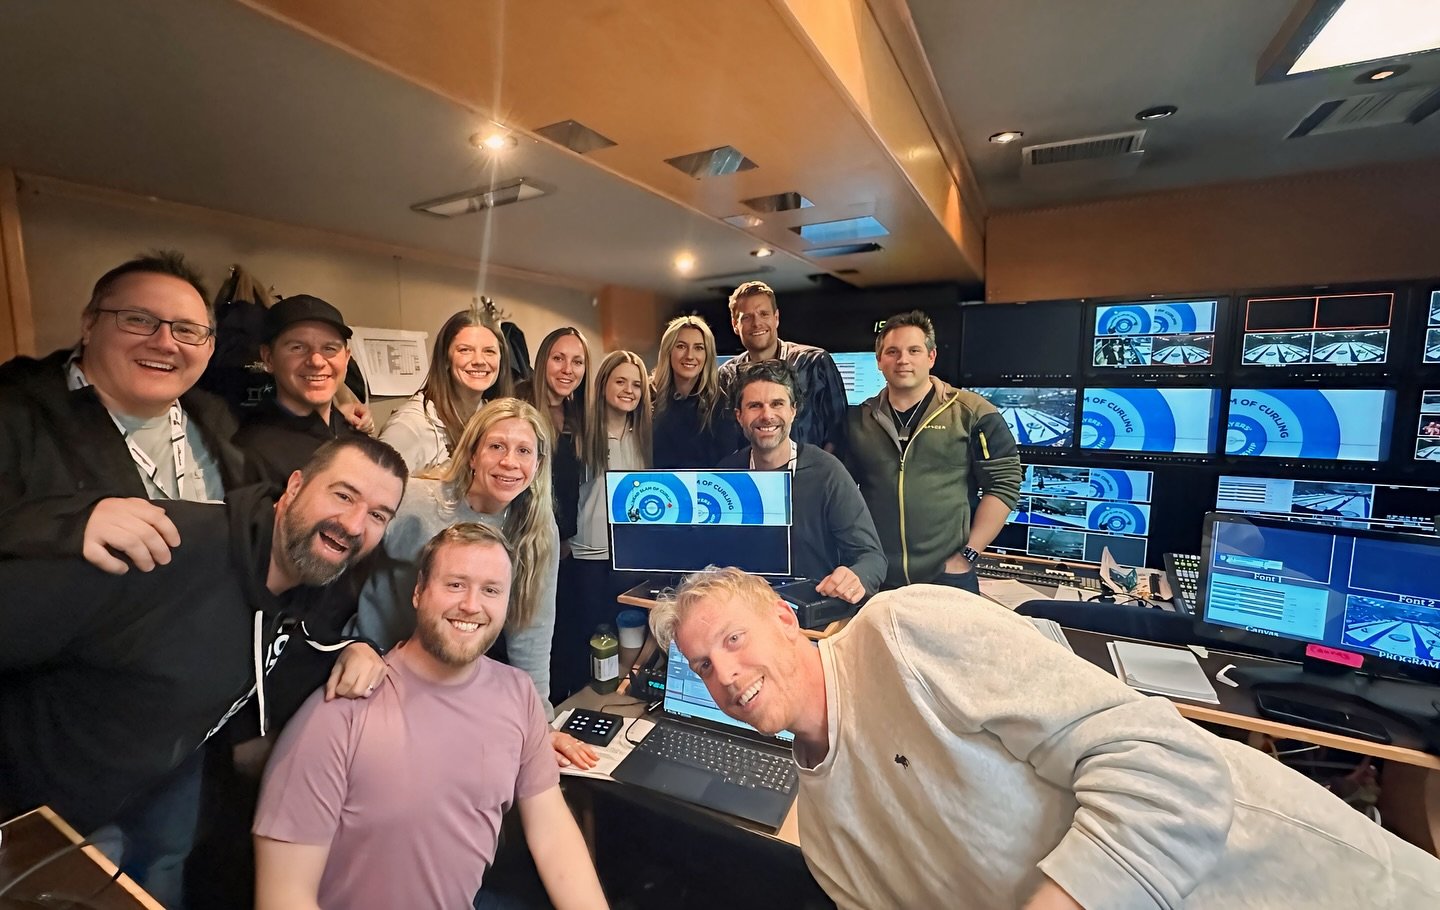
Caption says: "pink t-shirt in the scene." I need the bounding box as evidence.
[253,641,559,909]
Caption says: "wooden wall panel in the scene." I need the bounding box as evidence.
[0,166,36,360]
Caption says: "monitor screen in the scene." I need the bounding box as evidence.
[1079,387,1218,455]
[960,300,1083,380]
[1240,292,1392,367]
[664,637,794,742]
[607,470,792,575]
[1092,299,1218,369]
[1225,388,1394,462]
[992,464,1153,565]
[830,351,886,406]
[1425,291,1440,365]
[971,387,1075,448]
[1215,475,1440,532]
[1419,390,1440,461]
[1201,514,1440,670]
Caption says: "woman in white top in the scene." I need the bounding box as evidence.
[550,350,653,700]
[379,309,513,473]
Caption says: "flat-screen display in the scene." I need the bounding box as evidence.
[971,387,1075,448]
[1240,292,1392,367]
[1079,387,1218,455]
[1225,388,1394,462]
[606,470,792,575]
[1419,390,1440,462]
[1092,299,1217,368]
[993,464,1152,565]
[960,300,1083,380]
[1426,291,1440,364]
[1215,475,1440,532]
[830,351,886,406]
[1201,513,1440,671]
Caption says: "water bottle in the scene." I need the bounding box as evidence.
[590,623,619,694]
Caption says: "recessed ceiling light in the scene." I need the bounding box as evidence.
[470,131,517,151]
[751,248,774,258]
[1281,0,1440,76]
[1358,64,1409,82]
[673,253,696,274]
[1135,105,1178,121]
[988,130,1024,144]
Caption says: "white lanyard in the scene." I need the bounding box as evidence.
[750,438,799,472]
[67,358,189,500]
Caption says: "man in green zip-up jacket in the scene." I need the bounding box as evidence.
[847,311,1022,591]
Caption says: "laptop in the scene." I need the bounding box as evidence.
[611,636,799,829]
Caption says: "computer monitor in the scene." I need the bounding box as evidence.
[1424,291,1440,365]
[1078,387,1218,455]
[830,351,886,406]
[1200,512,1440,672]
[1417,390,1440,461]
[607,470,792,575]
[970,387,1076,448]
[1091,299,1219,369]
[1215,475,1440,532]
[960,300,1083,381]
[991,464,1152,565]
[1239,291,1393,367]
[1225,388,1394,462]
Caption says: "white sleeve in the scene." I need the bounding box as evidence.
[378,398,441,475]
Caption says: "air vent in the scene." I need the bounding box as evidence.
[535,120,616,154]
[1288,86,1440,137]
[1020,130,1145,185]
[807,243,881,258]
[790,216,888,244]
[742,191,814,213]
[691,265,775,283]
[411,178,547,217]
[664,145,757,179]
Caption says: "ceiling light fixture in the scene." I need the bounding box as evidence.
[1259,0,1440,81]
[411,178,547,217]
[751,247,774,258]
[988,130,1024,144]
[1135,105,1178,121]
[1358,64,1409,82]
[673,253,696,274]
[470,131,517,151]
[724,213,765,228]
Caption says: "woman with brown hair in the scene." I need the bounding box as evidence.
[514,326,590,544]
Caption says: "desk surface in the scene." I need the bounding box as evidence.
[0,807,162,909]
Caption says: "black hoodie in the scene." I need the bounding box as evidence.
[0,485,363,833]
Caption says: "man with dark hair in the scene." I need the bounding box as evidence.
[234,294,367,484]
[847,309,1022,593]
[0,436,404,902]
[717,281,848,455]
[719,361,885,603]
[0,250,253,563]
[254,523,609,909]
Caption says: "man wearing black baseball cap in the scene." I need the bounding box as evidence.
[234,295,367,485]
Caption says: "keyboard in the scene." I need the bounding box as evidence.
[974,556,1103,592]
[1163,552,1201,614]
[638,725,796,794]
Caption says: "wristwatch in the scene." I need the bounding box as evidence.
[961,545,980,564]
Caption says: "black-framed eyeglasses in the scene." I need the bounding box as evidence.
[95,308,215,346]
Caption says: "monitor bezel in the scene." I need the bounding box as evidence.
[959,298,1086,383]
[1220,385,1398,469]
[1081,294,1232,380]
[1229,283,1408,381]
[1075,385,1221,461]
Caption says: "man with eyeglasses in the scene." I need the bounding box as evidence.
[234,295,368,486]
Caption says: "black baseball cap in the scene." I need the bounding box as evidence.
[264,295,353,343]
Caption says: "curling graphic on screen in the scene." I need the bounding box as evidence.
[1079,387,1218,455]
[1092,300,1217,368]
[992,465,1152,565]
[1226,389,1394,462]
[607,471,791,526]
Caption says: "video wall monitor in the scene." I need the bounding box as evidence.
[1239,291,1393,368]
[991,464,1153,566]
[1200,513,1440,672]
[1215,475,1440,532]
[1225,388,1394,462]
[1091,299,1219,371]
[1078,387,1218,456]
[960,300,1083,382]
[1426,291,1440,365]
[970,387,1075,448]
[830,352,886,406]
[1419,390,1440,462]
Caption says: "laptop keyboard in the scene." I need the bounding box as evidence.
[640,725,797,794]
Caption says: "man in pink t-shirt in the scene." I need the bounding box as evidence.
[252,523,609,910]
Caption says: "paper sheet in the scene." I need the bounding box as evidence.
[552,709,655,780]
[978,578,1052,610]
[1107,640,1220,704]
[349,326,430,397]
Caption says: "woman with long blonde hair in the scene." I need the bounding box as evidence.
[650,314,736,467]
[550,349,653,700]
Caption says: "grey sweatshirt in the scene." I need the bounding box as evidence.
[797,585,1440,909]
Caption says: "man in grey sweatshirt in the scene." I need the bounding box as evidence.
[650,569,1440,910]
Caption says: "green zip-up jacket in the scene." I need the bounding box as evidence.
[846,377,1022,588]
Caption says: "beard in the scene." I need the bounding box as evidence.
[281,514,362,586]
[415,611,501,668]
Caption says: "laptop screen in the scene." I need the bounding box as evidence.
[664,637,795,743]
[607,470,793,576]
